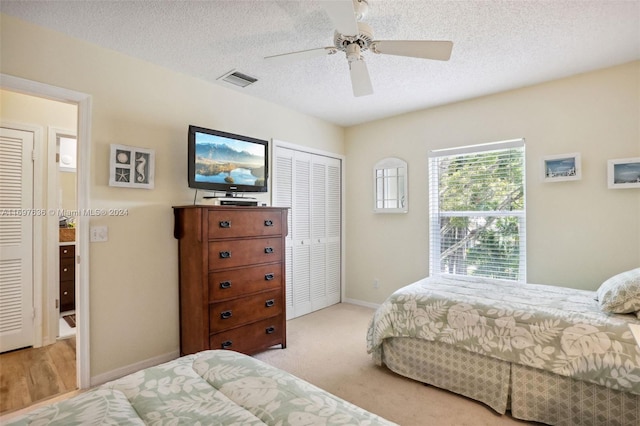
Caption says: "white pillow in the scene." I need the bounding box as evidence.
[596,268,640,314]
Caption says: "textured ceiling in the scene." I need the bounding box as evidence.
[2,0,639,127]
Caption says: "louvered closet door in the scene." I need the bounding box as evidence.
[310,155,341,310]
[292,151,313,317]
[273,148,295,318]
[0,127,35,352]
[273,145,342,320]
[324,157,341,306]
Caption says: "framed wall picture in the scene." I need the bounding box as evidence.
[541,153,581,182]
[109,144,155,189]
[608,157,640,189]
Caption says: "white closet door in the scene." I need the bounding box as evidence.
[292,152,313,317]
[310,160,326,310]
[273,148,295,317]
[325,158,341,305]
[0,127,35,352]
[272,144,342,319]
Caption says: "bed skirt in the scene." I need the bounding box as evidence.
[381,337,640,426]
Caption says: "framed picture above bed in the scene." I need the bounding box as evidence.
[541,152,581,182]
[608,157,640,189]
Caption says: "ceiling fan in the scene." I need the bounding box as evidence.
[264,0,453,97]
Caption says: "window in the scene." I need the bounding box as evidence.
[429,139,526,281]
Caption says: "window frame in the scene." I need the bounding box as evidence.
[428,139,526,282]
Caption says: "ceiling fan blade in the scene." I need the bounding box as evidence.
[349,59,373,97]
[324,0,359,36]
[264,47,337,65]
[371,40,453,61]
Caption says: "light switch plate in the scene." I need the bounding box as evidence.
[90,225,108,242]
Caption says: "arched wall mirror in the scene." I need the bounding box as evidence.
[374,157,408,213]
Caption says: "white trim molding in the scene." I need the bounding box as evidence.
[90,350,180,387]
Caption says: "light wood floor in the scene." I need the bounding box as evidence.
[0,337,76,415]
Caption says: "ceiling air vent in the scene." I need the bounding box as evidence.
[218,70,258,88]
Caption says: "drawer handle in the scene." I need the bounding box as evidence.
[264,273,275,281]
[219,220,231,228]
[219,251,231,259]
[63,249,68,254]
[63,291,68,295]
[265,299,275,308]
[220,310,233,319]
[264,220,273,227]
[63,268,68,272]
[221,340,233,349]
[266,326,275,334]
[264,247,274,254]
[219,281,232,289]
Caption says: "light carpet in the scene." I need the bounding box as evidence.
[254,303,534,426]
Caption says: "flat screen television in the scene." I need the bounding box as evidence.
[187,125,268,196]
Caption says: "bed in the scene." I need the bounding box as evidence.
[367,270,640,426]
[6,350,397,425]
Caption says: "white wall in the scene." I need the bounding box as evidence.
[345,61,640,304]
[1,14,344,378]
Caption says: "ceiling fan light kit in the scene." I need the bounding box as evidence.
[264,0,453,97]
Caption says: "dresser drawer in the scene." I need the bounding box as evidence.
[60,258,75,281]
[60,280,75,308]
[209,237,282,270]
[209,264,282,301]
[209,289,282,333]
[209,314,284,354]
[59,245,75,258]
[208,210,283,239]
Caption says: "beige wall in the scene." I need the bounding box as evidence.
[1,14,343,379]
[345,61,640,304]
[59,171,77,212]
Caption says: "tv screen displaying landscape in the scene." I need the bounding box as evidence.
[194,131,266,188]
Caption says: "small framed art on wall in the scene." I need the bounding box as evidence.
[109,144,155,189]
[541,153,581,182]
[608,157,640,189]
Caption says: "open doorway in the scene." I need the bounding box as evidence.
[0,91,78,414]
[0,75,92,414]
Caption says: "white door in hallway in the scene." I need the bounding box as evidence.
[0,127,35,353]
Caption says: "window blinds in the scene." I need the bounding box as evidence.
[429,139,526,281]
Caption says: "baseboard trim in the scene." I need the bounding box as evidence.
[90,350,180,387]
[342,298,381,310]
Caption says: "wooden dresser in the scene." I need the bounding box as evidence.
[173,205,288,356]
[59,244,75,312]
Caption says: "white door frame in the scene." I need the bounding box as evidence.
[48,126,77,344]
[1,73,92,389]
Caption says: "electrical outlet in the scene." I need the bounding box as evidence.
[373,279,379,289]
[90,225,108,242]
